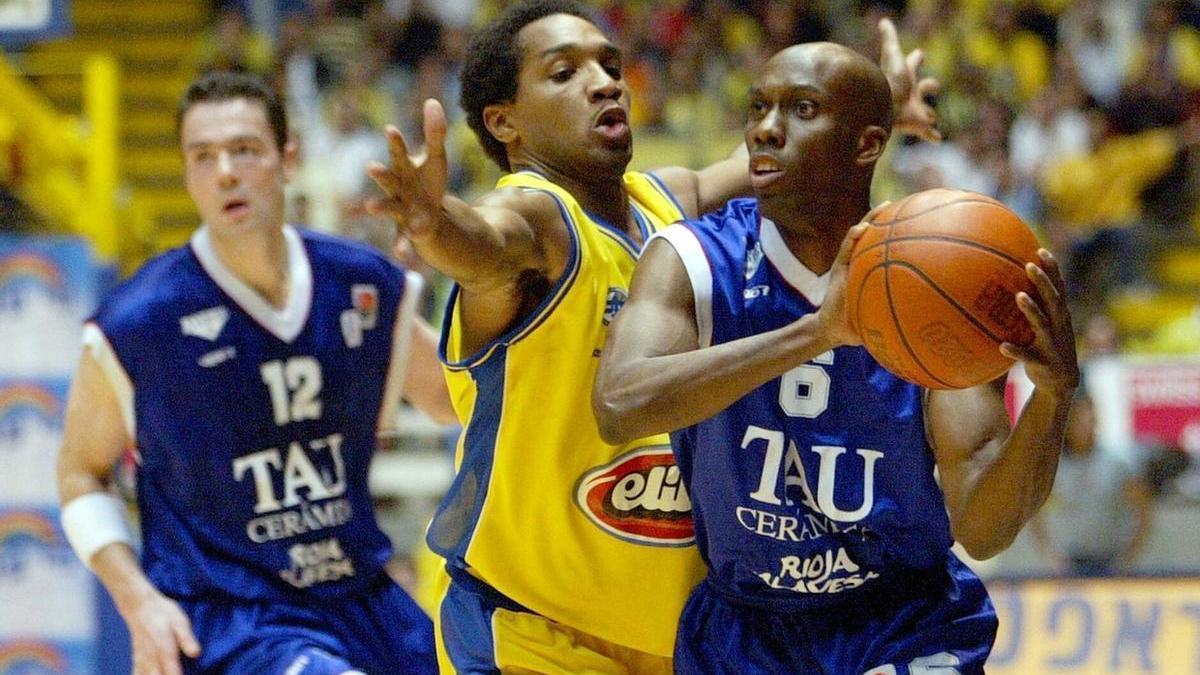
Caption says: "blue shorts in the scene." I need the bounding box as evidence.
[438,568,672,674]
[675,556,997,675]
[180,574,437,674]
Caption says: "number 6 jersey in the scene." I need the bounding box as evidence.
[84,225,421,602]
[655,198,967,612]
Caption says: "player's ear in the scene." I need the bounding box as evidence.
[281,136,299,182]
[855,126,889,166]
[484,103,518,145]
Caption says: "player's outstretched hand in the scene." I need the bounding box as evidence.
[816,203,890,348]
[1000,249,1080,396]
[123,589,200,675]
[367,98,450,251]
[878,18,941,143]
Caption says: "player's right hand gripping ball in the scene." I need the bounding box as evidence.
[846,188,1042,389]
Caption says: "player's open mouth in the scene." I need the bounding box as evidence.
[594,107,630,141]
[223,199,250,216]
[750,154,784,189]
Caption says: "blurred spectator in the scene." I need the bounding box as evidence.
[1057,0,1137,106]
[1008,70,1090,186]
[963,1,1051,104]
[189,5,273,75]
[1040,109,1200,303]
[1030,390,1155,576]
[295,91,389,233]
[273,10,334,135]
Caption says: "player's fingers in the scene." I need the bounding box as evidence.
[878,17,902,63]
[385,125,417,171]
[366,162,407,198]
[172,614,201,659]
[1015,290,1050,340]
[367,196,409,217]
[423,99,448,163]
[394,236,413,260]
[999,341,1035,362]
[863,200,892,224]
[1036,249,1069,299]
[905,48,925,78]
[835,223,871,267]
[917,76,941,100]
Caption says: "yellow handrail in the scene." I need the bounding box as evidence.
[0,50,121,261]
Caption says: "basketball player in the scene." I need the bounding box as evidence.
[56,72,448,675]
[366,1,939,670]
[592,43,1080,673]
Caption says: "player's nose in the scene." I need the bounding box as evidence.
[216,151,238,186]
[749,108,785,149]
[586,63,622,103]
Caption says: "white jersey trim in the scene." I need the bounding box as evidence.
[377,271,424,432]
[648,224,713,348]
[82,323,135,439]
[760,217,830,306]
[190,224,313,343]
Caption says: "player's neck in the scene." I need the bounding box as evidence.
[517,161,633,240]
[208,223,291,308]
[763,197,868,275]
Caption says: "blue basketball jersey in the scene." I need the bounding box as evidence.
[86,225,422,602]
[657,199,961,612]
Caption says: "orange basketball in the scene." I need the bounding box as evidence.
[846,188,1042,390]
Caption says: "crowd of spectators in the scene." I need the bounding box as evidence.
[188,0,1200,348]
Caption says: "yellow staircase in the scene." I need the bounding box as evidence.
[26,0,210,262]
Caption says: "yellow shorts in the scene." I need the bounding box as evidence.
[434,569,673,674]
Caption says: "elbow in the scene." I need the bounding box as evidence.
[592,389,639,446]
[952,519,1020,561]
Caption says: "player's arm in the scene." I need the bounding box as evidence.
[652,18,941,219]
[927,251,1079,560]
[367,99,571,345]
[593,225,866,444]
[57,343,200,675]
[401,316,456,425]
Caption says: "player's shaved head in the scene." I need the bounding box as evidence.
[762,42,893,133]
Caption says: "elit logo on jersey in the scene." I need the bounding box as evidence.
[575,446,694,546]
[602,287,627,326]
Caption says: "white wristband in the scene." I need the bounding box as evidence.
[61,492,136,570]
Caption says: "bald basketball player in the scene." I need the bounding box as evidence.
[593,43,1079,673]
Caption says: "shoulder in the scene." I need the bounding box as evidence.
[683,198,760,242]
[92,245,198,333]
[475,184,568,230]
[299,228,406,290]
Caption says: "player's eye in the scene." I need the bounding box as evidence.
[551,67,574,83]
[794,100,817,119]
[602,61,622,80]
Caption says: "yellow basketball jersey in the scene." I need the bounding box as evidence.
[429,170,705,658]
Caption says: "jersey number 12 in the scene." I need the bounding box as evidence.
[261,357,323,425]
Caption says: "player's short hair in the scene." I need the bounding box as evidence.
[460,0,594,171]
[176,71,288,153]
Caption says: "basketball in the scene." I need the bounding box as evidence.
[846,188,1042,390]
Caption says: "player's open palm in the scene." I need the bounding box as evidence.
[367,98,449,244]
[877,18,941,143]
[123,590,200,675]
[1000,249,1080,395]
